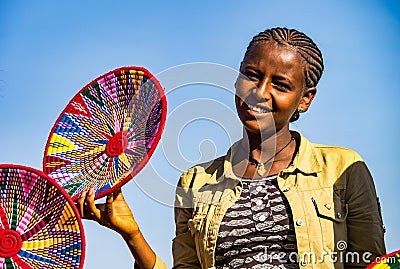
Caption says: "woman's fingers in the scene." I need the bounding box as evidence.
[75,189,102,221]
[105,191,114,216]
[76,190,88,218]
[105,189,127,217]
[76,188,135,230]
[85,188,101,220]
[113,188,123,200]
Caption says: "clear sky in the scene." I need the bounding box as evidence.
[1,0,399,268]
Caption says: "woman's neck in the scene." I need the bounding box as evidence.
[241,127,293,163]
[231,126,296,178]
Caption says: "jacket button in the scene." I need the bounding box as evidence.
[282,187,291,192]
[337,212,342,218]
[301,260,307,266]
[324,204,332,210]
[296,219,303,226]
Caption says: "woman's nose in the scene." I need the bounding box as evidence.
[256,79,271,100]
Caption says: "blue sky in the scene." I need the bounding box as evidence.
[1,0,399,267]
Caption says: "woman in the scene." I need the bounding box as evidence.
[77,27,386,269]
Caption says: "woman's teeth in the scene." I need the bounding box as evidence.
[248,104,269,113]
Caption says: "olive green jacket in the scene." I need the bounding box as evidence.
[157,132,386,269]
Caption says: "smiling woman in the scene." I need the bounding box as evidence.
[77,27,386,269]
[233,29,321,177]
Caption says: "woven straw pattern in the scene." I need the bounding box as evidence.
[43,67,166,200]
[0,165,84,269]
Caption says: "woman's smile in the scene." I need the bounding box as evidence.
[245,102,271,116]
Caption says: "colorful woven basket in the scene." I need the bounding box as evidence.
[43,67,167,200]
[366,249,400,268]
[0,165,85,269]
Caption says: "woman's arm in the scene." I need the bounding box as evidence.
[172,176,202,268]
[76,188,167,269]
[345,161,386,268]
[172,206,201,268]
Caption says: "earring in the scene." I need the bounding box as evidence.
[290,110,300,122]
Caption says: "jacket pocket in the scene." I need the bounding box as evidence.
[311,196,349,254]
[312,196,348,223]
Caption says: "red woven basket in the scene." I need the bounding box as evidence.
[0,164,85,268]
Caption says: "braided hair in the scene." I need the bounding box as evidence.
[245,27,324,121]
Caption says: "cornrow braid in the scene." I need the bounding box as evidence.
[245,27,324,88]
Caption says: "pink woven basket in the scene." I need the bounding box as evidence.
[43,66,167,200]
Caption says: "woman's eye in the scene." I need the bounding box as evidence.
[245,72,259,81]
[273,82,290,91]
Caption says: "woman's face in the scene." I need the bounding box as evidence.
[235,40,315,135]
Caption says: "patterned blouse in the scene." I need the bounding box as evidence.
[214,175,299,269]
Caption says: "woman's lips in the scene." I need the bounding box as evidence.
[244,103,271,117]
[248,104,270,113]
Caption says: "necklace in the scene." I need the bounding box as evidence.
[248,136,295,176]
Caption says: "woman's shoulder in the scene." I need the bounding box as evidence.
[296,131,364,164]
[311,142,363,161]
[307,141,366,173]
[178,155,226,189]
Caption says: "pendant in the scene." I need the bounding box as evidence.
[257,163,266,176]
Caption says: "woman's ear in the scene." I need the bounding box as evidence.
[299,87,317,112]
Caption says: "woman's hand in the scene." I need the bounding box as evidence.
[76,188,140,240]
[76,188,159,268]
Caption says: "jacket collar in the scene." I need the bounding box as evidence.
[285,131,322,174]
[222,131,322,179]
[222,140,241,181]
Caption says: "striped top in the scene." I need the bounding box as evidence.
[214,175,299,269]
